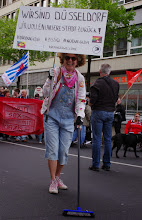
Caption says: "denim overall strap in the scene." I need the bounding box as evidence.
[48,76,75,121]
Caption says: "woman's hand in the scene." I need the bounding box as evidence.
[48,68,56,80]
[76,116,83,128]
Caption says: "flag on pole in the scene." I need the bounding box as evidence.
[126,69,142,88]
[2,52,29,87]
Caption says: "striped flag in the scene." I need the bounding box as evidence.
[2,52,29,86]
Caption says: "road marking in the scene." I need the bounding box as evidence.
[0,140,142,169]
[69,153,142,169]
[0,140,45,151]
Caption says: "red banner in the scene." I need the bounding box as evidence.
[0,97,44,136]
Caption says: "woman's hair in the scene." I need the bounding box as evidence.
[58,53,86,67]
[14,88,20,94]
[3,89,10,96]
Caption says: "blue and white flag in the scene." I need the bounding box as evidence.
[2,52,29,86]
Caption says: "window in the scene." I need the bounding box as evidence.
[11,12,16,19]
[125,0,134,3]
[7,14,11,19]
[116,39,127,56]
[127,90,138,111]
[8,60,12,65]
[138,90,142,111]
[48,0,56,7]
[117,0,124,5]
[116,0,135,5]
[3,59,6,65]
[130,36,142,54]
[35,2,40,7]
[8,0,13,4]
[41,0,46,7]
[103,46,113,57]
[3,0,7,6]
[48,0,51,6]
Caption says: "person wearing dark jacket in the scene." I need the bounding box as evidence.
[114,97,126,134]
[89,64,119,171]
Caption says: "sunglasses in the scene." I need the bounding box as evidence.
[65,56,77,61]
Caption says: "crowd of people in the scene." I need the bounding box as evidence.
[0,53,142,195]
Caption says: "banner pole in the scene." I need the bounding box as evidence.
[27,51,29,92]
[27,72,28,90]
[121,83,134,101]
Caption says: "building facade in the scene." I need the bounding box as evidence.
[0,0,142,118]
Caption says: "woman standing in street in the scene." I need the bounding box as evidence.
[41,53,86,194]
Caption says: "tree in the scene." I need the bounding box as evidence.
[0,14,51,65]
[0,1,142,90]
[53,0,142,91]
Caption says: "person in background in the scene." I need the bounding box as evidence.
[0,87,4,97]
[89,64,119,172]
[3,89,10,98]
[16,89,28,142]
[12,88,20,98]
[125,112,142,154]
[84,92,92,144]
[125,112,142,134]
[18,89,28,99]
[72,92,91,148]
[34,93,43,144]
[41,53,86,194]
[113,97,126,134]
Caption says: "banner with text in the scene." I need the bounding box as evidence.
[13,6,108,56]
[0,98,44,136]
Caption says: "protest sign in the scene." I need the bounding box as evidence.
[13,6,108,56]
[0,98,44,136]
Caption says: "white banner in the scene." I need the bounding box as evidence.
[13,6,108,56]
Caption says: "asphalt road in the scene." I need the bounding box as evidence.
[0,139,142,220]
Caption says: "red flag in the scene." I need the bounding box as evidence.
[0,97,44,136]
[126,69,142,88]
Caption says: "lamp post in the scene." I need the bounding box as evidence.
[86,55,92,92]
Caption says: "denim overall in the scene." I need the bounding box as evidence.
[44,76,75,165]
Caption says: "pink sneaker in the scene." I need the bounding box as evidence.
[56,176,68,190]
[49,179,58,194]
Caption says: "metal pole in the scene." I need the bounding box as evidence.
[27,71,28,91]
[86,55,91,92]
[26,51,29,93]
[77,127,81,208]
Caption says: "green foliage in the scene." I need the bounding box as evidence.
[53,0,142,48]
[0,12,51,65]
[0,0,142,63]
